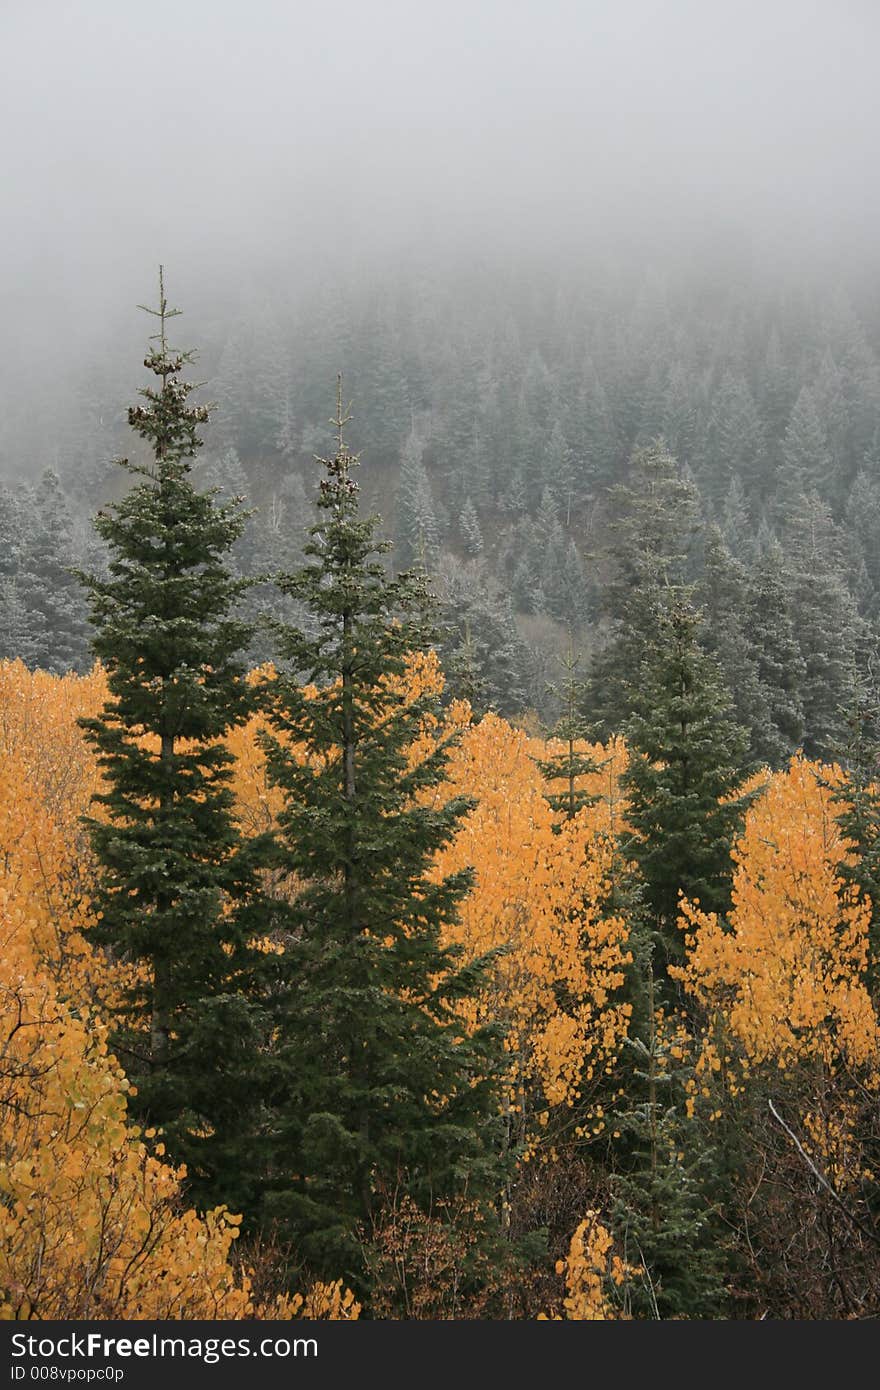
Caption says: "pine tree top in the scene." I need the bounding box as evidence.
[316,373,361,512]
[123,267,211,479]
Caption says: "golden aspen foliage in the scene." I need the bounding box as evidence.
[0,660,105,838]
[226,651,448,838]
[0,662,111,1008]
[0,866,247,1317]
[538,1212,629,1320]
[224,665,287,837]
[672,758,880,1315]
[0,661,358,1321]
[0,866,358,1319]
[433,713,631,1148]
[675,756,878,1076]
[278,1281,361,1319]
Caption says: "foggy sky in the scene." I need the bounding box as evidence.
[2,0,879,385]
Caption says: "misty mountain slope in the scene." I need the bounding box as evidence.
[2,259,878,763]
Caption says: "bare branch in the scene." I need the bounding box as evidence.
[768,1098,880,1249]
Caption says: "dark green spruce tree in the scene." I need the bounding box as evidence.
[262,380,506,1288]
[585,440,702,738]
[536,640,599,821]
[15,470,91,674]
[435,556,527,717]
[621,594,753,978]
[79,271,272,1214]
[611,964,729,1319]
[609,601,749,1315]
[832,673,880,991]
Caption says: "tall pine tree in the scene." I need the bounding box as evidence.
[586,440,702,738]
[79,271,272,1214]
[261,379,506,1286]
[621,595,752,976]
[832,673,880,990]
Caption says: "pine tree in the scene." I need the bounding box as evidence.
[261,380,506,1285]
[275,382,299,460]
[585,441,702,738]
[832,674,880,990]
[720,474,752,558]
[776,386,832,510]
[611,965,728,1319]
[509,516,541,615]
[700,527,779,766]
[531,486,574,621]
[499,466,528,517]
[536,641,599,821]
[819,299,880,497]
[760,325,795,469]
[250,302,294,457]
[459,495,484,557]
[211,326,253,455]
[704,371,765,511]
[747,539,806,760]
[845,468,880,616]
[17,470,91,673]
[79,271,272,1213]
[198,446,257,578]
[558,538,590,627]
[661,362,701,474]
[436,555,527,717]
[200,445,250,502]
[542,420,575,522]
[0,483,21,583]
[443,615,490,714]
[0,486,39,664]
[782,491,862,759]
[460,416,492,512]
[813,350,850,494]
[395,431,439,571]
[243,472,314,666]
[621,595,752,974]
[0,578,43,667]
[566,360,618,489]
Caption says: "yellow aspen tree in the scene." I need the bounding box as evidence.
[433,712,631,1153]
[538,1213,629,1320]
[674,757,880,1316]
[676,757,878,1078]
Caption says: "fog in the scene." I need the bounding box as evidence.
[2,0,880,473]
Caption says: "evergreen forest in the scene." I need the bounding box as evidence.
[3,260,880,1320]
